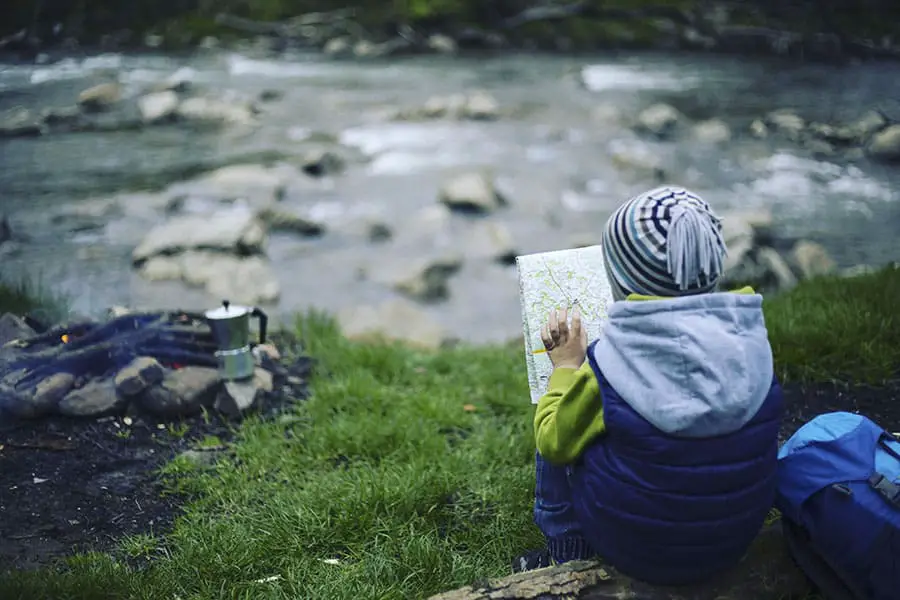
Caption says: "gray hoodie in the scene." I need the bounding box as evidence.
[591,291,774,438]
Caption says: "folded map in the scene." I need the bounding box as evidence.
[515,245,614,404]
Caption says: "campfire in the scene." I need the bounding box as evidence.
[0,309,308,422]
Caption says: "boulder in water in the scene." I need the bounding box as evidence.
[132,209,267,265]
[636,103,682,139]
[77,83,123,112]
[427,34,458,54]
[692,119,732,144]
[138,91,179,124]
[764,109,805,141]
[867,125,900,163]
[438,171,507,214]
[368,252,464,302]
[323,37,352,57]
[0,107,46,138]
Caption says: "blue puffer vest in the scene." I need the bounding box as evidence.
[570,340,784,585]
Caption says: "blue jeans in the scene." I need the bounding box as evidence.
[533,451,595,563]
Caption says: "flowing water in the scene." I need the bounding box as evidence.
[0,49,898,342]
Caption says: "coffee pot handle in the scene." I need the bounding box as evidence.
[250,307,268,345]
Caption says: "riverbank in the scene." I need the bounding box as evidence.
[1,50,898,344]
[0,266,898,599]
[4,1,900,62]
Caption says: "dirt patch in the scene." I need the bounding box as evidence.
[0,332,312,572]
[779,378,900,440]
[0,375,897,573]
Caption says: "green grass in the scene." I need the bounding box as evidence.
[0,267,898,599]
[766,264,900,384]
[0,277,69,324]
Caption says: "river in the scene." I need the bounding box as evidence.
[0,48,898,343]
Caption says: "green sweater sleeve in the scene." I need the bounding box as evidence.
[533,361,605,465]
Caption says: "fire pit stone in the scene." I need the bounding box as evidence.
[58,378,124,417]
[0,313,36,346]
[138,366,221,418]
[32,372,76,414]
[115,356,166,397]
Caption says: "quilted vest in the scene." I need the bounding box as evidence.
[569,340,784,585]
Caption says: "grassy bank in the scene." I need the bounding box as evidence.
[0,266,898,600]
[0,277,68,325]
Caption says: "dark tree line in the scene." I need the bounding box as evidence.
[2,0,898,49]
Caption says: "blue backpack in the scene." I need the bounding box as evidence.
[776,412,900,600]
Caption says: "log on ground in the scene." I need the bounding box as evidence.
[428,522,813,600]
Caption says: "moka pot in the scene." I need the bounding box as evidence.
[205,300,268,381]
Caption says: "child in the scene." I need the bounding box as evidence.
[514,186,784,585]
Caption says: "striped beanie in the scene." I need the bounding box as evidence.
[602,186,727,301]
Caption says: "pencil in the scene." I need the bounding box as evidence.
[532,348,548,354]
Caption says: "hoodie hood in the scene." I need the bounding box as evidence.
[591,291,773,438]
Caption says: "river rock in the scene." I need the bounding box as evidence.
[0,107,46,138]
[749,119,769,139]
[164,251,281,304]
[791,240,836,279]
[175,96,256,126]
[438,171,506,214]
[636,103,682,139]
[58,378,127,417]
[175,163,293,206]
[139,367,221,417]
[323,37,352,57]
[418,94,467,120]
[140,256,184,281]
[150,67,195,94]
[257,206,326,236]
[77,83,122,112]
[460,91,501,121]
[132,210,267,265]
[337,299,449,349]
[463,221,518,264]
[202,255,281,304]
[765,109,805,141]
[300,148,345,177]
[608,139,667,183]
[813,110,889,146]
[369,253,464,302]
[867,125,900,162]
[692,119,732,144]
[138,91,179,124]
[398,91,501,121]
[427,34,458,54]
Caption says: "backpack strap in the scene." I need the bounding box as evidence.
[867,434,900,508]
[868,473,900,508]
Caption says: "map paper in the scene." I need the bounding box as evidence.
[515,245,614,404]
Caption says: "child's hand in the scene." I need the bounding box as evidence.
[540,305,587,370]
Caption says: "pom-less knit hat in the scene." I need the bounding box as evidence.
[602,186,728,300]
